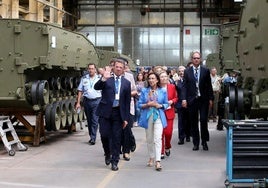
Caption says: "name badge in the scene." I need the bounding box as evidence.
[115,93,119,100]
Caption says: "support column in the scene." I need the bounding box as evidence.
[180,0,184,65]
[0,0,11,18]
[49,0,54,23]
[34,112,46,146]
[11,0,19,18]
[26,0,37,21]
[37,2,45,22]
[56,0,63,27]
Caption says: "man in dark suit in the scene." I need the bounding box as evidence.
[175,65,191,145]
[181,52,213,151]
[94,59,131,171]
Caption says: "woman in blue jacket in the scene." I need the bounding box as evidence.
[138,72,169,171]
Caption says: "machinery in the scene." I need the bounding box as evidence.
[97,49,135,71]
[220,22,240,74]
[0,19,134,145]
[210,0,268,121]
[223,1,268,187]
[205,22,240,75]
[235,0,268,120]
[224,119,268,188]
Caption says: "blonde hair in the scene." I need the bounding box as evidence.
[190,51,201,59]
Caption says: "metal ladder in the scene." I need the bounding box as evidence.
[0,116,28,156]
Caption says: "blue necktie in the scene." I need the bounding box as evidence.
[194,68,199,97]
[113,77,119,107]
[115,76,119,93]
[194,68,198,81]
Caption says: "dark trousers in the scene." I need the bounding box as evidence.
[83,98,100,142]
[121,114,135,154]
[177,107,190,141]
[99,108,122,165]
[188,98,210,146]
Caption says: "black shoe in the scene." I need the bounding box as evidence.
[123,153,130,161]
[165,149,170,156]
[178,140,184,145]
[131,143,136,152]
[111,164,119,171]
[89,140,95,145]
[105,156,111,165]
[186,137,190,142]
[217,126,223,131]
[192,145,199,151]
[161,154,165,159]
[202,142,209,151]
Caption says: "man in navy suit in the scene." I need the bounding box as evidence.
[94,59,131,171]
[181,52,213,151]
[175,65,191,145]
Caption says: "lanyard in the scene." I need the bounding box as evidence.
[89,75,97,88]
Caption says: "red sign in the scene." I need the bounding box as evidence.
[185,29,190,35]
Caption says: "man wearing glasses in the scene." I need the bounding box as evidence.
[181,52,214,151]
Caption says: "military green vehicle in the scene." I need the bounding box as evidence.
[206,22,240,74]
[97,49,135,71]
[205,53,220,72]
[0,19,134,140]
[220,22,240,73]
[208,1,267,121]
[231,0,268,120]
[0,18,99,132]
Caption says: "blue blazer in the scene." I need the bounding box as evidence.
[137,87,169,129]
[181,66,214,105]
[94,77,131,122]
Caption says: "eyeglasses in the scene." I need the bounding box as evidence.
[193,57,200,60]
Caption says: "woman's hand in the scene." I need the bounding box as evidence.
[182,100,187,108]
[144,101,162,108]
[157,104,163,109]
[147,101,154,107]
[149,101,163,108]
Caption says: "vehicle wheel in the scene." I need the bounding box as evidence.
[51,102,61,131]
[65,99,73,126]
[59,100,67,128]
[71,98,78,124]
[229,85,236,114]
[37,80,49,106]
[45,104,52,131]
[8,149,16,156]
[31,80,40,105]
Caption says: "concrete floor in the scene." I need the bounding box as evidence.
[0,116,227,188]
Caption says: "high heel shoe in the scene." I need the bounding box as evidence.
[147,158,154,167]
[155,161,162,171]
